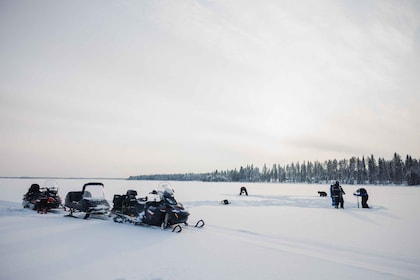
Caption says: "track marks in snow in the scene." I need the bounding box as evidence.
[202,224,420,280]
[184,194,387,211]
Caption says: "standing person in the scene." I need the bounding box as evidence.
[337,182,345,208]
[330,182,337,207]
[331,181,345,208]
[353,188,369,208]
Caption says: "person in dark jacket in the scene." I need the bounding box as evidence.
[353,188,369,208]
[239,186,248,196]
[331,181,345,208]
[330,183,336,207]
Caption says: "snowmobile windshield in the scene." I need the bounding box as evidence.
[44,179,58,188]
[157,183,177,205]
[83,185,106,200]
[43,180,59,192]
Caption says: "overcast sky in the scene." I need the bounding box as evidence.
[1,0,419,178]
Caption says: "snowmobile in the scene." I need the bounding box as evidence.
[22,181,62,213]
[64,182,110,219]
[111,182,204,232]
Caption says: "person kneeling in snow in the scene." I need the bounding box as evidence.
[239,186,248,196]
[353,188,369,208]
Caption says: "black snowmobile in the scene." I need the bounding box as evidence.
[64,182,110,219]
[111,182,204,232]
[22,181,62,213]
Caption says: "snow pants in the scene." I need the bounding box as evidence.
[361,195,369,208]
[331,196,336,207]
[334,196,344,208]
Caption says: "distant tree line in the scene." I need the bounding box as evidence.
[128,153,420,186]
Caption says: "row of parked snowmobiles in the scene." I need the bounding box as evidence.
[22,181,204,232]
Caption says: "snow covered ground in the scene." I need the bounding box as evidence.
[1,178,419,280]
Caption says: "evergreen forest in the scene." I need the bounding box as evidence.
[128,153,420,186]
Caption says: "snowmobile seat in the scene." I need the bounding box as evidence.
[125,190,139,207]
[126,190,137,198]
[29,184,40,193]
[65,191,83,208]
[64,191,83,213]
[113,194,124,211]
[25,184,41,200]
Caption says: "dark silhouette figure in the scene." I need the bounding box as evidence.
[330,181,345,208]
[330,183,336,206]
[239,186,248,196]
[354,188,369,208]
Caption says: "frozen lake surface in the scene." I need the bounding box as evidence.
[1,178,419,280]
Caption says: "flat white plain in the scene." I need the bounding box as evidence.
[0,178,419,280]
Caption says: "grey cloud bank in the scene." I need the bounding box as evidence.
[0,0,419,177]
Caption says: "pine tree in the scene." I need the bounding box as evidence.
[368,155,378,184]
[349,157,356,184]
[391,153,403,184]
